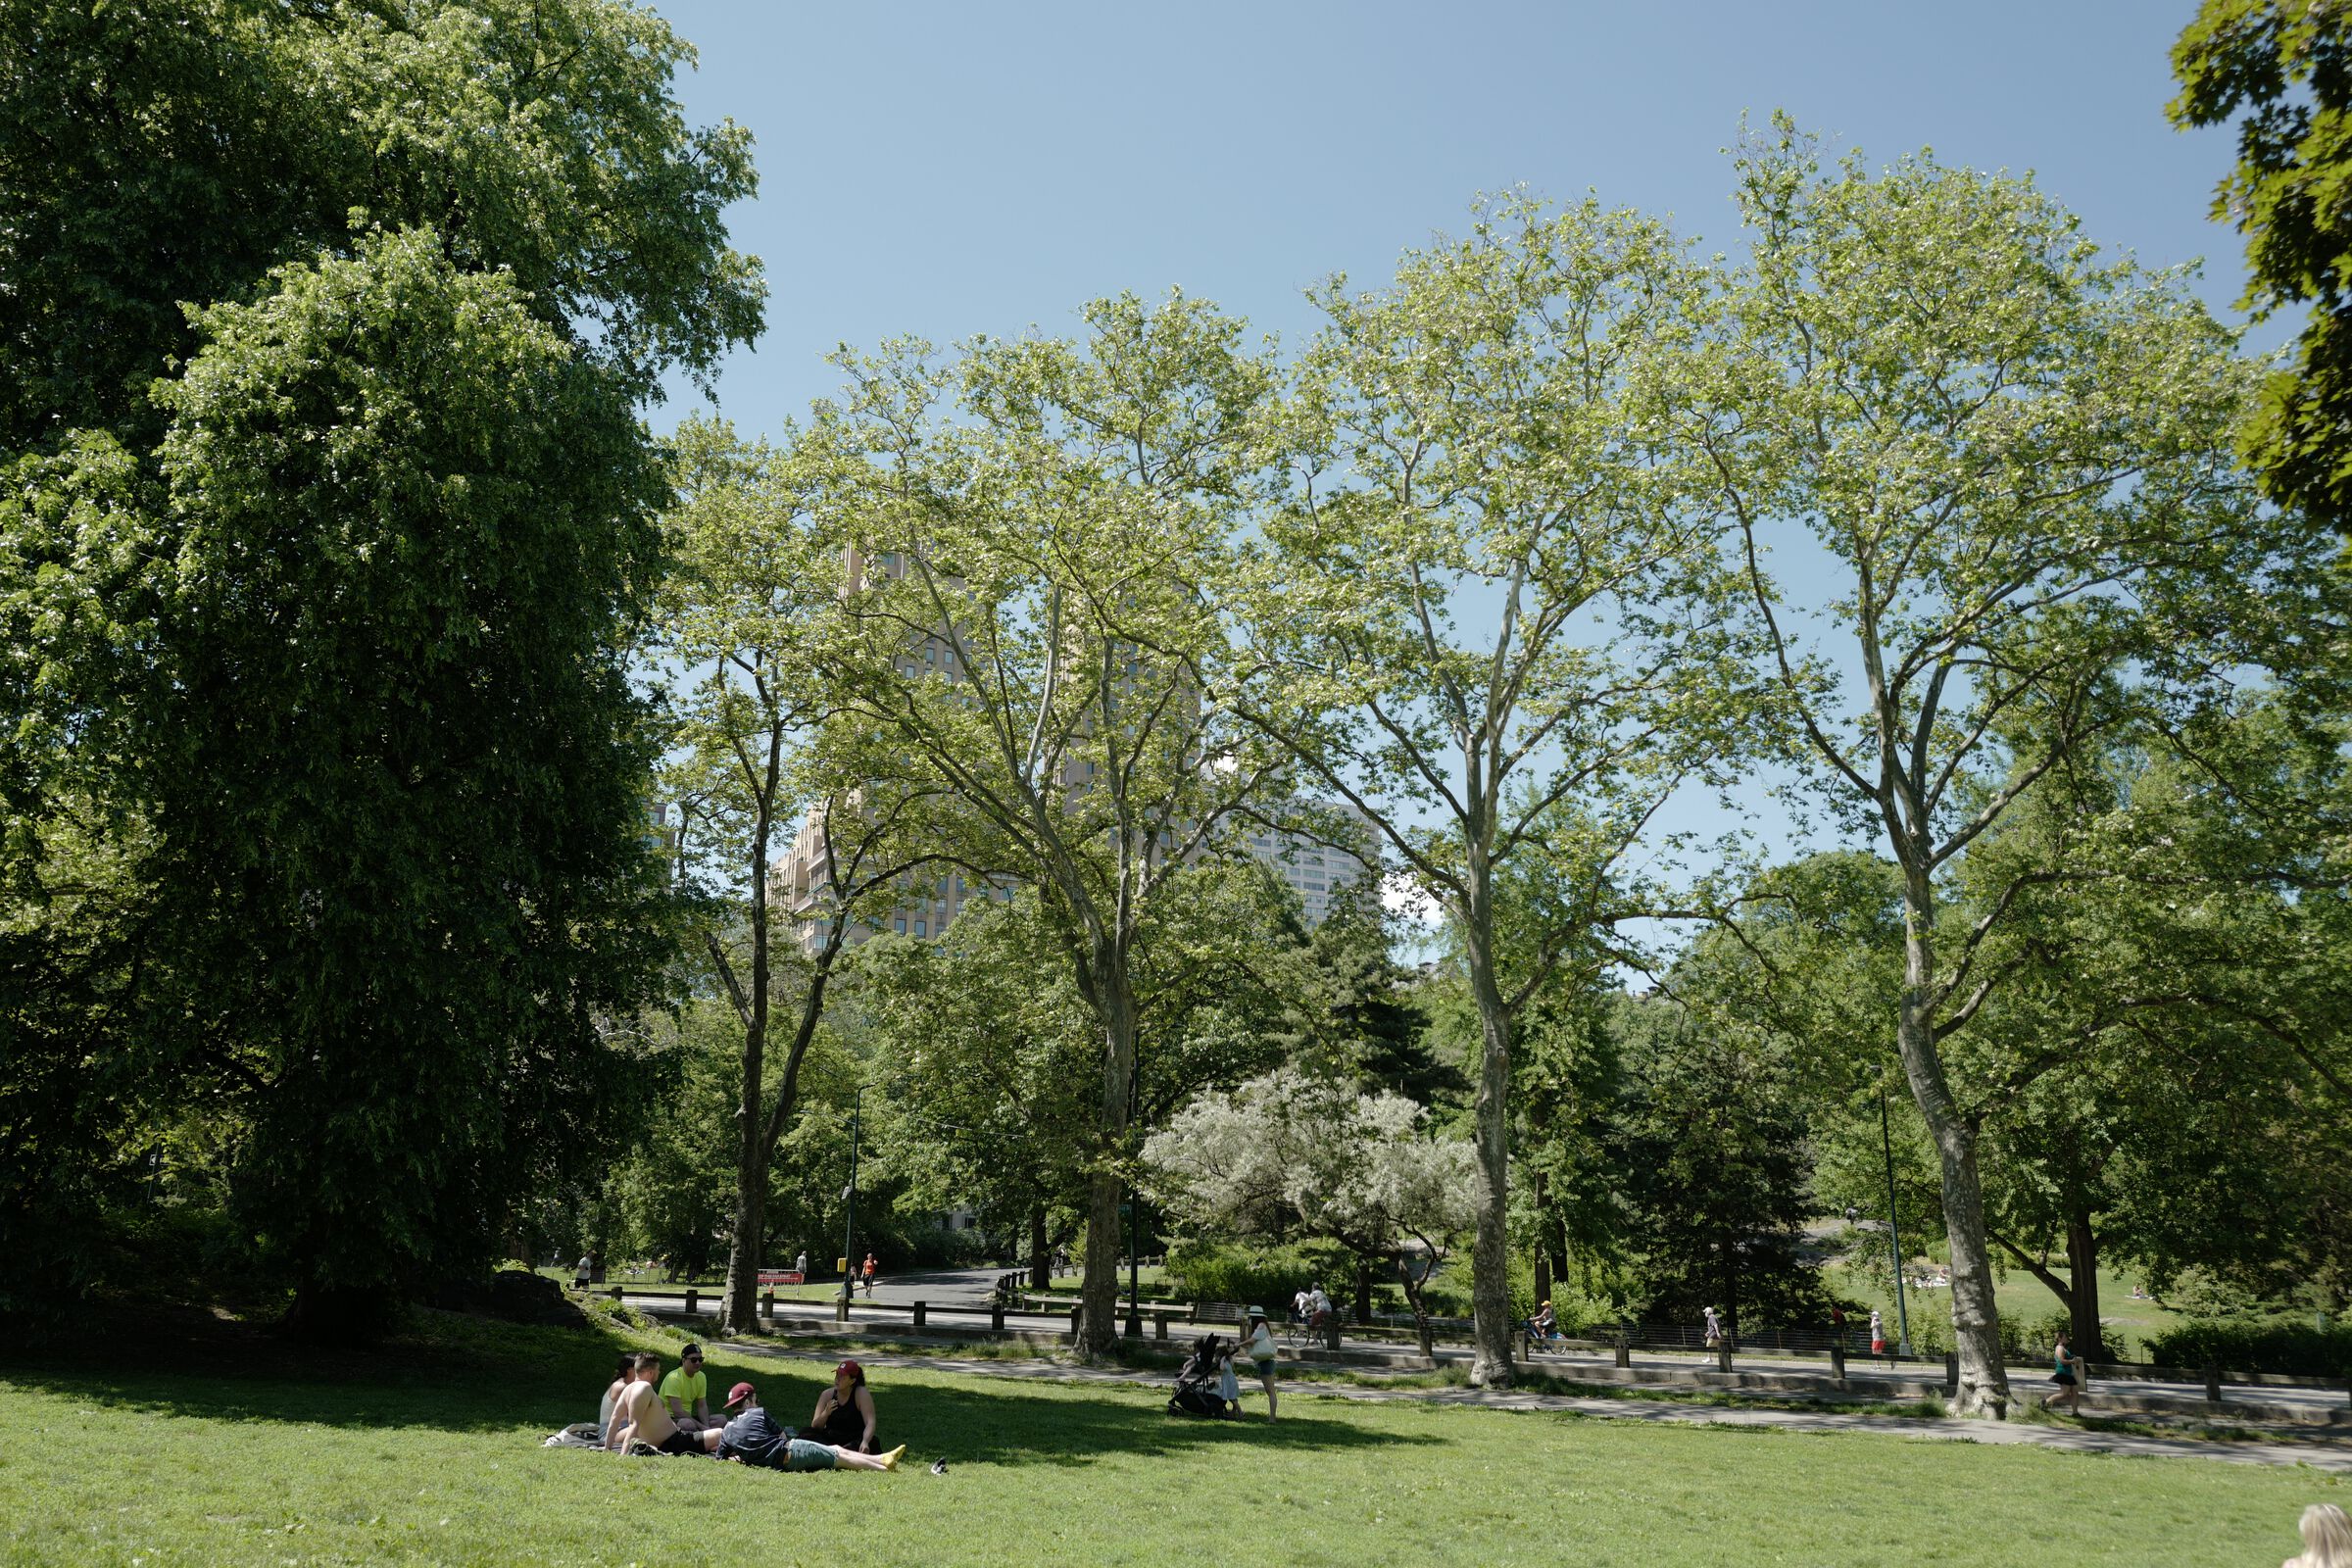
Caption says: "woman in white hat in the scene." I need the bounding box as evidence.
[1238,1306,1280,1421]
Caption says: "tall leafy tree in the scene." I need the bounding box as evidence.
[1962,706,2352,1345]
[1234,195,1765,1384]
[1604,995,1829,1338]
[815,296,1291,1352]
[149,232,680,1326]
[0,0,760,453]
[0,0,762,1319]
[657,419,951,1334]
[1684,121,2321,1411]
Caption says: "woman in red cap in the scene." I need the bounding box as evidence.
[809,1358,879,1452]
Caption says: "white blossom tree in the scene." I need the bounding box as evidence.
[1143,1068,1479,1359]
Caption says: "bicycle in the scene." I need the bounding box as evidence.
[1288,1309,1334,1350]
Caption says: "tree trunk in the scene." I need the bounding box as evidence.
[1076,960,1137,1357]
[1532,1169,1552,1307]
[720,811,775,1336]
[1398,1257,1438,1361]
[2066,1206,2106,1362]
[1721,1225,1740,1347]
[1460,920,1516,1388]
[1352,1259,1372,1326]
[1895,869,2011,1417]
[1028,1203,1052,1291]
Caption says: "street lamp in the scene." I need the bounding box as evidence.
[1879,1080,1914,1357]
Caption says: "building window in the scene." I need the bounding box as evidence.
[914,919,927,937]
[893,917,906,933]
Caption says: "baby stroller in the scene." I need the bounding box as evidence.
[1167,1332,1237,1418]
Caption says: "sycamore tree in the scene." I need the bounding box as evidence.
[1144,1068,1480,1360]
[1231,195,1770,1385]
[1680,121,2328,1413]
[658,418,954,1333]
[812,295,1294,1352]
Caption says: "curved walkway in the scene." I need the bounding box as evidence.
[727,1340,2352,1475]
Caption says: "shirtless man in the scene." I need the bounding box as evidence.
[608,1353,717,1456]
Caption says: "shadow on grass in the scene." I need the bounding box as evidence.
[836,1378,1401,1468]
[0,1303,646,1435]
[0,1304,1405,1466]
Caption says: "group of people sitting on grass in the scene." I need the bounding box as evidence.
[595,1346,904,1472]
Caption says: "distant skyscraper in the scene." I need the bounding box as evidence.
[1239,801,1373,926]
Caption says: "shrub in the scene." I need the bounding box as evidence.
[1163,1240,1346,1307]
[2143,1318,2352,1378]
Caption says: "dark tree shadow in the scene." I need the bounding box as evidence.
[0,1305,1411,1465]
[846,1379,1404,1467]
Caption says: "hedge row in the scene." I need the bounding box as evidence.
[2143,1319,2352,1378]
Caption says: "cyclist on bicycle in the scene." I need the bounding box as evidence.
[1305,1283,1334,1341]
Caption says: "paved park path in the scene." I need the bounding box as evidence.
[725,1338,2352,1475]
[628,1271,2351,1426]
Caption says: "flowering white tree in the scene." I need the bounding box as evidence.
[1142,1069,1479,1359]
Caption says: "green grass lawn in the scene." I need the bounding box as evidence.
[0,1307,2339,1568]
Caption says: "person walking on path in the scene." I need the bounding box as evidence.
[573,1253,592,1291]
[861,1251,878,1298]
[1703,1305,1723,1348]
[1869,1309,1886,1357]
[795,1250,808,1280]
[2284,1502,2352,1567]
[1239,1306,1280,1422]
[2041,1329,2086,1414]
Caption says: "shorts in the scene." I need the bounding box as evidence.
[784,1439,836,1472]
[656,1430,702,1455]
[2050,1370,2078,1386]
[1871,1340,1886,1354]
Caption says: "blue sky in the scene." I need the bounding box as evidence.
[651,0,2265,436]
[645,0,2274,941]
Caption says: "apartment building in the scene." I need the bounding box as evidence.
[770,544,1370,945]
[1239,806,1373,927]
[771,796,1370,951]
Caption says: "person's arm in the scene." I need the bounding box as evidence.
[694,1393,711,1423]
[856,1387,877,1451]
[608,1387,640,1452]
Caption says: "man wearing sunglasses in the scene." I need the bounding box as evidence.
[661,1343,716,1434]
